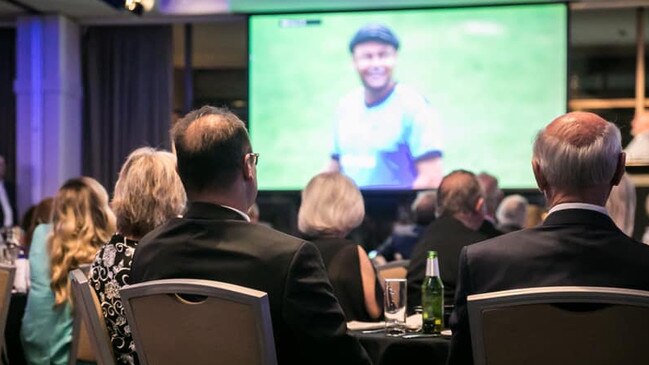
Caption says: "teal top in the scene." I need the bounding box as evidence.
[21,224,74,365]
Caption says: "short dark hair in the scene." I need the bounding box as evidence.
[437,170,483,217]
[171,106,251,193]
[349,23,400,53]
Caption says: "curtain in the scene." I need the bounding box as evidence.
[82,26,173,192]
[0,28,16,182]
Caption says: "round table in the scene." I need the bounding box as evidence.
[352,331,450,365]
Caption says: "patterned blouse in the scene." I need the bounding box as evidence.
[90,233,138,365]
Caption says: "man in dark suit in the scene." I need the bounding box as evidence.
[130,106,371,365]
[407,170,490,311]
[448,112,649,365]
[0,155,16,228]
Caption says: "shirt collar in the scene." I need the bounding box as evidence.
[548,202,609,217]
[220,204,251,222]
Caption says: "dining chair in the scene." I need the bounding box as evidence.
[376,260,410,280]
[467,286,649,365]
[120,279,277,365]
[0,264,15,362]
[69,268,115,365]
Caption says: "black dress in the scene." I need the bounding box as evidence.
[311,237,383,322]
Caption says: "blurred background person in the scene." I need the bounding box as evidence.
[90,147,186,365]
[247,203,260,224]
[525,203,547,228]
[22,177,115,365]
[624,112,649,161]
[298,172,382,321]
[0,155,17,229]
[373,191,436,265]
[407,170,489,312]
[496,194,529,233]
[605,173,635,237]
[477,172,504,237]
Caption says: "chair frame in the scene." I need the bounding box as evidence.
[69,268,115,365]
[467,286,649,365]
[120,279,277,365]
[0,264,15,363]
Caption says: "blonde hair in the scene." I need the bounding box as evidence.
[298,172,364,237]
[49,177,116,306]
[112,147,186,238]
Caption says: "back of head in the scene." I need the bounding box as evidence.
[496,194,529,229]
[298,172,365,238]
[477,172,503,217]
[605,173,636,236]
[411,191,437,225]
[533,112,622,192]
[437,170,484,217]
[49,177,116,305]
[112,147,187,239]
[171,106,251,195]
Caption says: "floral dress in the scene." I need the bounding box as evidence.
[90,233,138,365]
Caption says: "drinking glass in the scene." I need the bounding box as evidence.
[384,278,407,336]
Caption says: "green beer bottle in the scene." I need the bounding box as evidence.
[421,250,444,334]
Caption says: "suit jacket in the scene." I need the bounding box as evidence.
[406,215,490,311]
[448,209,649,365]
[478,219,502,238]
[131,202,371,365]
[0,180,17,227]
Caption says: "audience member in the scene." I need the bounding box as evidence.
[0,155,17,228]
[90,147,186,365]
[130,106,371,365]
[624,112,649,161]
[374,191,436,264]
[524,203,547,228]
[22,197,54,255]
[248,203,260,223]
[605,173,635,237]
[495,194,528,233]
[642,196,649,245]
[476,172,504,237]
[298,172,382,321]
[448,112,649,365]
[22,177,115,365]
[406,170,490,311]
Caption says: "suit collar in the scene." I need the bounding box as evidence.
[184,202,249,222]
[543,208,617,230]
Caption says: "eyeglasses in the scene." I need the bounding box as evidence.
[247,152,260,166]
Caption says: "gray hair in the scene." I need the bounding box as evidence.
[496,194,528,228]
[298,172,365,237]
[533,118,622,190]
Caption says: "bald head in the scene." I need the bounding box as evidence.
[437,170,484,217]
[533,111,623,194]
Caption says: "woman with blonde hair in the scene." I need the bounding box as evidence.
[91,147,186,365]
[298,172,382,321]
[22,177,115,365]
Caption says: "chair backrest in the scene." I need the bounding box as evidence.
[69,268,115,365]
[120,279,277,365]
[468,286,649,365]
[0,264,15,355]
[376,260,409,280]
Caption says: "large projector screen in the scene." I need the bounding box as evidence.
[249,3,567,190]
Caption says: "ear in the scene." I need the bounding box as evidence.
[532,159,548,192]
[611,152,626,186]
[242,154,255,182]
[474,197,485,214]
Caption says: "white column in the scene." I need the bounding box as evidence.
[14,15,82,215]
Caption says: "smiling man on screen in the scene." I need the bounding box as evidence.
[330,23,444,189]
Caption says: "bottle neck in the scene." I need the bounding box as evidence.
[425,257,440,277]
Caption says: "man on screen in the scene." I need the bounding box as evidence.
[330,23,444,189]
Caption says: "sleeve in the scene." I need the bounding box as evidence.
[407,97,443,161]
[283,241,371,365]
[447,246,474,365]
